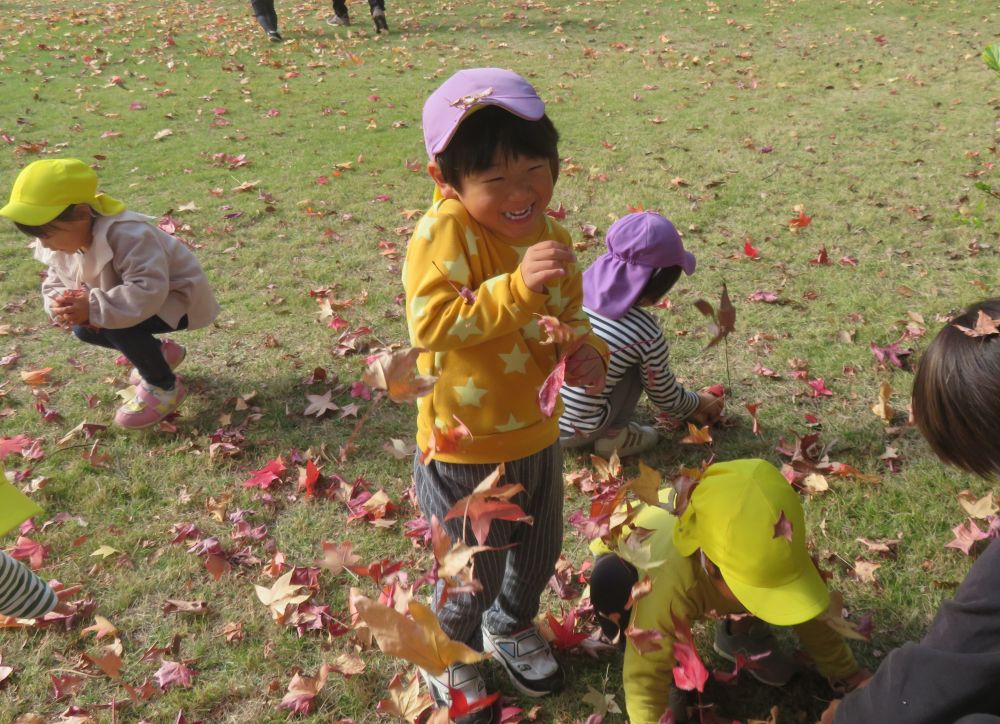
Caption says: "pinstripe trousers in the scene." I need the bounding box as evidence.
[413,442,564,647]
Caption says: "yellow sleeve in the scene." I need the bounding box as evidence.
[404,210,548,351]
[793,616,859,680]
[622,568,688,723]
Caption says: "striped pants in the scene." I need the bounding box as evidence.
[413,443,563,647]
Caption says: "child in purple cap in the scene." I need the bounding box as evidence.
[403,67,609,722]
[559,211,723,458]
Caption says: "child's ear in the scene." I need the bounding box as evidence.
[72,203,94,219]
[427,161,459,200]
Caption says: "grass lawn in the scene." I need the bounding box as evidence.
[0,0,998,721]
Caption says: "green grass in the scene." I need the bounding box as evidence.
[0,0,998,721]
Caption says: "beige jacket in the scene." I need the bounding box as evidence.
[34,211,219,330]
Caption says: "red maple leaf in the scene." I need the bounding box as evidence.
[788,209,812,229]
[671,614,709,692]
[743,240,760,259]
[538,356,567,419]
[10,535,48,570]
[805,378,833,398]
[243,457,287,489]
[444,467,532,546]
[545,608,589,650]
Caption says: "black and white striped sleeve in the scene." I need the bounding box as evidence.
[0,550,57,619]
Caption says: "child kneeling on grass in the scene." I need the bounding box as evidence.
[559,211,723,459]
[821,297,1000,724]
[590,459,869,723]
[1,158,219,429]
[404,67,609,723]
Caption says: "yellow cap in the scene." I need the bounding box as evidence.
[0,158,125,226]
[673,459,829,626]
[0,465,43,537]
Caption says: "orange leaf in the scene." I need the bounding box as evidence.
[20,368,53,386]
[353,596,486,675]
[680,423,713,445]
[363,347,437,403]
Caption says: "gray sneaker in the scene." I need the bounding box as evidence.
[372,7,389,32]
[326,12,350,26]
[482,626,563,697]
[713,619,800,686]
[420,662,498,724]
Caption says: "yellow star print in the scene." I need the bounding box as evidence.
[443,255,471,285]
[495,414,524,432]
[464,226,479,256]
[414,213,436,241]
[453,377,487,407]
[410,295,430,319]
[499,344,531,374]
[522,318,541,340]
[449,315,482,342]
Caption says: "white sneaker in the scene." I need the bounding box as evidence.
[482,626,563,697]
[420,663,497,723]
[593,421,658,458]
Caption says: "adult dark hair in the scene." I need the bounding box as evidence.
[434,105,560,190]
[911,297,1000,477]
[13,204,79,238]
[638,265,683,306]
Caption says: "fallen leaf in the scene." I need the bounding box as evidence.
[255,571,310,622]
[277,664,330,714]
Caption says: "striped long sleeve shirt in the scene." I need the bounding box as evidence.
[559,306,699,436]
[0,550,57,618]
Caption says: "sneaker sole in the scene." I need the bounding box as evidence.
[482,639,563,698]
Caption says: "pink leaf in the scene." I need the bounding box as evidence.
[155,660,195,690]
[538,358,567,419]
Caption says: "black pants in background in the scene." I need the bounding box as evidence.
[250,0,278,33]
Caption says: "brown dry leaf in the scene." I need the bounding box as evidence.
[81,615,117,641]
[318,540,362,577]
[871,381,893,423]
[353,596,486,675]
[82,650,124,680]
[854,559,881,585]
[329,652,366,677]
[801,473,829,494]
[162,599,209,615]
[624,462,662,506]
[254,571,310,622]
[958,491,998,519]
[362,347,437,403]
[376,671,433,723]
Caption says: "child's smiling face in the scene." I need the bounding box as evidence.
[447,153,554,240]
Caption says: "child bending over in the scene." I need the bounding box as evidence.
[404,67,608,723]
[590,459,869,723]
[1,159,219,429]
[560,211,723,458]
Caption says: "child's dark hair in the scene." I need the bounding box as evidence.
[638,266,683,305]
[13,205,80,238]
[434,105,560,189]
[911,298,1000,477]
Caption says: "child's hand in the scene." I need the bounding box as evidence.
[689,389,725,425]
[565,343,606,394]
[51,289,89,326]
[520,240,575,293]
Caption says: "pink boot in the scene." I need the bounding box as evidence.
[115,379,187,429]
[129,339,186,385]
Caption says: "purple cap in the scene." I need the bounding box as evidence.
[422,68,546,159]
[583,212,696,320]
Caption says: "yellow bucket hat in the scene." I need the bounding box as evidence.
[673,458,829,627]
[0,158,126,226]
[0,465,43,537]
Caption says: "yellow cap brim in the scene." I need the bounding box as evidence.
[0,199,67,227]
[722,552,830,627]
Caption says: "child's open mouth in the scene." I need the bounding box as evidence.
[503,204,534,221]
